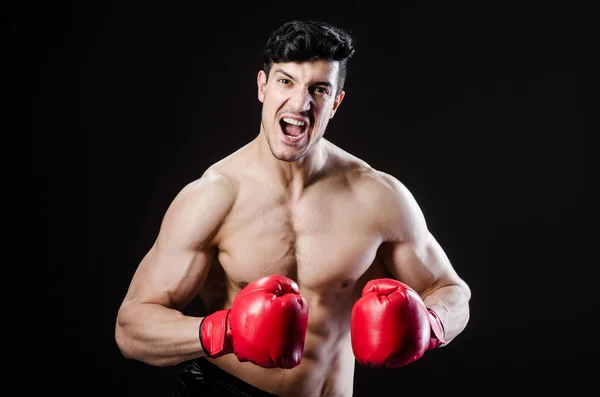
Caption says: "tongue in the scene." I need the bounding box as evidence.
[283,123,303,137]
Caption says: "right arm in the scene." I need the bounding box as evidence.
[115,170,236,367]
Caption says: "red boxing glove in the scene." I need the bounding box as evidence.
[350,278,445,368]
[200,275,309,369]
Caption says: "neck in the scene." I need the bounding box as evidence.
[254,132,329,198]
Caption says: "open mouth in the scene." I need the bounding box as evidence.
[280,117,307,141]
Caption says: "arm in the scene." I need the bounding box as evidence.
[376,173,471,345]
[115,170,236,366]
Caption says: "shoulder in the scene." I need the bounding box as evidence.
[179,140,257,201]
[347,166,427,242]
[164,168,238,230]
[322,141,417,201]
[197,141,256,187]
[176,168,237,205]
[155,168,238,248]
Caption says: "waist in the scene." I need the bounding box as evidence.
[207,333,355,397]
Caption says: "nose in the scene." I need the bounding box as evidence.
[289,86,312,113]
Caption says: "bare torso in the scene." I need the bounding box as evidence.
[199,139,392,397]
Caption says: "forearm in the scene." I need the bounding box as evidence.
[115,302,207,366]
[423,283,471,344]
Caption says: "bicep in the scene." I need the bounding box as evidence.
[121,171,235,310]
[124,241,215,310]
[380,231,462,297]
[377,172,464,296]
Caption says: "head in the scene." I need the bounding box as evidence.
[257,20,355,162]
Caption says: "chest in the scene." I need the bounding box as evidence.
[216,187,382,291]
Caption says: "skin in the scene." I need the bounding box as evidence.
[115,59,471,397]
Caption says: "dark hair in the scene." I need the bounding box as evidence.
[263,20,356,95]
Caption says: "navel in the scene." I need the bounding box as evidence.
[340,279,352,289]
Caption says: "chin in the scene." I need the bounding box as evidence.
[267,135,310,162]
[272,148,308,163]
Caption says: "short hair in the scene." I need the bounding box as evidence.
[263,20,356,95]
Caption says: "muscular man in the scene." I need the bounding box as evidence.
[115,20,471,397]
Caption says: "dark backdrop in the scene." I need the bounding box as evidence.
[21,0,589,395]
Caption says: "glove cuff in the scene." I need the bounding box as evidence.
[426,307,446,349]
[199,309,233,358]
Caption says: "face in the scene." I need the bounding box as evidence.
[257,60,345,162]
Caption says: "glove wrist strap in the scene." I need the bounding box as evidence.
[426,307,446,349]
[199,309,232,358]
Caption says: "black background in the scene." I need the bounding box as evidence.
[21,0,589,395]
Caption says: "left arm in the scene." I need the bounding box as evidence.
[376,173,471,345]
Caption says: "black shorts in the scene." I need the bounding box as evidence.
[170,358,280,397]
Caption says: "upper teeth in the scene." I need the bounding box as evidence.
[283,117,305,126]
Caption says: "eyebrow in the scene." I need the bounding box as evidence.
[273,68,333,88]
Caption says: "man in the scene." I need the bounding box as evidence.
[115,19,471,397]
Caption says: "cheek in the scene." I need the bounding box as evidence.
[316,105,334,123]
[262,101,282,130]
[264,93,284,115]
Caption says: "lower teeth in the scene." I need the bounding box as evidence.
[285,132,304,140]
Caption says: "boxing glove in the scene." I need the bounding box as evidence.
[200,275,309,369]
[350,278,445,368]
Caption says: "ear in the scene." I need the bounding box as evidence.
[257,70,267,103]
[330,91,345,119]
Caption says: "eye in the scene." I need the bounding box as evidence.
[312,87,330,95]
[278,78,291,85]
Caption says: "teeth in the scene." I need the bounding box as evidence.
[282,117,306,126]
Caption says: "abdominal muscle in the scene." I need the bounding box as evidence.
[204,288,358,397]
